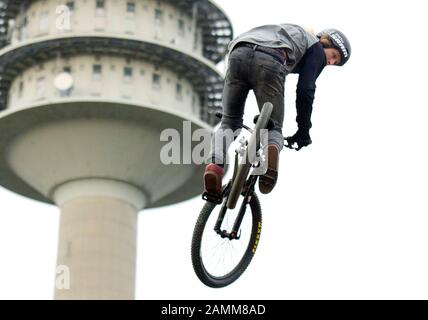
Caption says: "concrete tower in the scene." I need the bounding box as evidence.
[0,0,232,299]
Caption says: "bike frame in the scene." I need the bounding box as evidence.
[212,102,273,240]
[213,153,260,240]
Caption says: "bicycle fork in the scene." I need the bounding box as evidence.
[214,175,258,240]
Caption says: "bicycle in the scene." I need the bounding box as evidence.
[192,102,292,288]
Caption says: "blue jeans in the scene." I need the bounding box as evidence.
[210,45,286,166]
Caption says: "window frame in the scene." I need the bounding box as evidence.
[92,64,102,81]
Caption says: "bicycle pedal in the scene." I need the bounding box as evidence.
[202,191,223,205]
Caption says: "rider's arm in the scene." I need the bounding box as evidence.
[293,42,326,133]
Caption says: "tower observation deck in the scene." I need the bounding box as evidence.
[0,0,232,299]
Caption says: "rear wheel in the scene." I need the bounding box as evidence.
[191,188,262,288]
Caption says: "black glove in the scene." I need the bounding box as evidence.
[285,129,312,151]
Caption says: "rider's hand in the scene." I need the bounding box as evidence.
[285,129,312,151]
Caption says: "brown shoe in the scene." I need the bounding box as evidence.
[259,144,279,194]
[204,163,224,195]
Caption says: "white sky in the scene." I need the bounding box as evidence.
[1,0,428,299]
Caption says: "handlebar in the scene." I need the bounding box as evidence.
[215,111,301,151]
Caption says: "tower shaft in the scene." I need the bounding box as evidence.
[53,179,145,299]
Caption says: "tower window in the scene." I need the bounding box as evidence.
[39,11,49,32]
[18,81,24,99]
[96,0,105,16]
[155,9,163,25]
[96,0,105,9]
[66,1,74,12]
[178,19,185,36]
[92,64,102,81]
[36,77,46,97]
[192,94,199,114]
[176,83,183,100]
[124,67,133,82]
[127,2,136,15]
[152,73,161,89]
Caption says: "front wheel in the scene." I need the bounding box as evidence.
[191,188,262,288]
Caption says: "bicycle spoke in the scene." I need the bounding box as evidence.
[199,199,255,278]
[227,241,237,271]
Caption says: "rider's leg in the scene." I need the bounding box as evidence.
[205,48,251,194]
[252,53,286,194]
